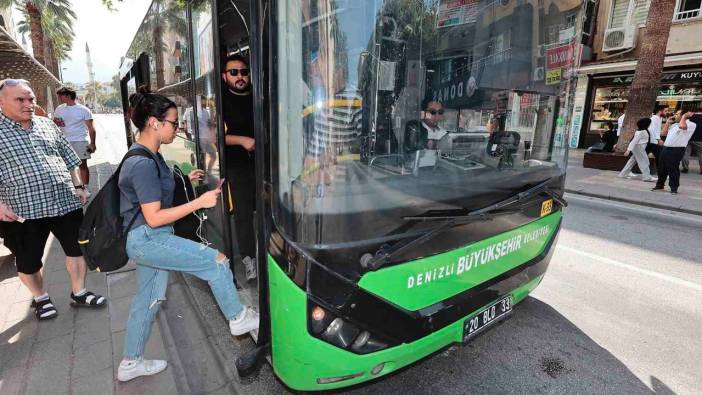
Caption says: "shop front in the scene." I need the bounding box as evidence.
[577,68,702,148]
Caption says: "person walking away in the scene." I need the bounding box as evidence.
[221,54,257,281]
[117,92,258,382]
[652,111,698,194]
[649,106,667,174]
[54,86,97,187]
[618,118,655,182]
[680,113,702,174]
[0,79,106,321]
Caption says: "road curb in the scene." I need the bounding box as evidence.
[564,189,702,217]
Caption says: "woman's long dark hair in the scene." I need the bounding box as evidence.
[129,86,176,131]
[637,118,652,131]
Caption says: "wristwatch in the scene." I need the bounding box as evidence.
[74,185,86,190]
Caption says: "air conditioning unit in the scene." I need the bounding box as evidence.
[602,26,637,52]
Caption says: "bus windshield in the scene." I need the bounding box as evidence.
[274,0,577,247]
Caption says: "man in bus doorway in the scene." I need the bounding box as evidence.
[221,54,256,281]
[54,87,97,188]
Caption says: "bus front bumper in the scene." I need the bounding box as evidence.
[268,232,558,391]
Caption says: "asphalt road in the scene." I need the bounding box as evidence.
[239,194,702,395]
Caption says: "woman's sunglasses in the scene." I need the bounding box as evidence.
[428,109,444,115]
[226,68,250,77]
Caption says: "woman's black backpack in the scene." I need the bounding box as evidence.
[78,148,159,272]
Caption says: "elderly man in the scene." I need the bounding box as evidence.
[0,79,106,320]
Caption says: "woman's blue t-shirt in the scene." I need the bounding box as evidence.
[118,143,175,231]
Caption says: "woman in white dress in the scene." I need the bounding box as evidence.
[619,118,655,182]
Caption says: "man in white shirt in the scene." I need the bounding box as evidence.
[54,87,97,186]
[648,106,667,176]
[652,111,697,194]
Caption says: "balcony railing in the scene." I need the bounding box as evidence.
[674,8,702,21]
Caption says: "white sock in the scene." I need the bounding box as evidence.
[34,293,49,302]
[74,288,87,297]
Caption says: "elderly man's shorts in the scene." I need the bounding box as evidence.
[3,209,84,274]
[69,141,92,160]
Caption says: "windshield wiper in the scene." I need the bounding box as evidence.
[363,179,566,271]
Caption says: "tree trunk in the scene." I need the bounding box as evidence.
[615,0,677,152]
[26,3,46,67]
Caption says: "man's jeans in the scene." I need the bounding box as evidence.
[123,225,243,359]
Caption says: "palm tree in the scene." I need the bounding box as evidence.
[0,0,76,69]
[615,0,677,152]
[17,6,75,76]
[137,0,187,88]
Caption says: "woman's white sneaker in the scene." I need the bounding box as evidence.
[117,358,167,382]
[230,306,259,336]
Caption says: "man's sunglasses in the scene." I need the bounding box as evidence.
[428,109,444,115]
[226,68,250,77]
[0,79,29,90]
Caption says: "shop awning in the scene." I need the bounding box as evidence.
[578,53,702,75]
[0,25,60,86]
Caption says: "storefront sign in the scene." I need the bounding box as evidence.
[546,43,575,69]
[437,0,478,28]
[429,75,481,108]
[597,70,702,85]
[546,68,562,85]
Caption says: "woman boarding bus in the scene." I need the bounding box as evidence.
[119,0,580,390]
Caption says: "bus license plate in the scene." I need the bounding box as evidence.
[463,296,512,342]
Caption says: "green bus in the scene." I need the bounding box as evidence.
[119,0,580,390]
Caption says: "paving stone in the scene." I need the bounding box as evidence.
[25,335,72,395]
[46,269,72,287]
[0,366,27,395]
[108,296,133,334]
[0,335,33,371]
[0,316,38,348]
[36,308,77,341]
[6,300,32,322]
[105,271,137,300]
[71,367,115,395]
[72,339,113,380]
[73,315,112,351]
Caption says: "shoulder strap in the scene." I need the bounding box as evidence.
[118,148,161,236]
[122,148,161,177]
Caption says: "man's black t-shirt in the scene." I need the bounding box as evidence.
[222,87,255,172]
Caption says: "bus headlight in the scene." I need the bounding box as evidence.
[308,302,389,354]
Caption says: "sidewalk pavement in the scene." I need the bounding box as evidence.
[0,115,239,395]
[566,148,702,215]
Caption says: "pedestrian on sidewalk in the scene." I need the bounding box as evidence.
[54,86,97,187]
[0,79,106,321]
[618,118,656,182]
[680,113,702,174]
[649,105,668,174]
[117,92,258,382]
[652,111,698,194]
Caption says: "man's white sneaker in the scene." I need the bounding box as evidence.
[117,358,167,382]
[243,256,257,281]
[230,306,259,336]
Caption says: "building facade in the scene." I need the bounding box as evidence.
[571,0,702,148]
